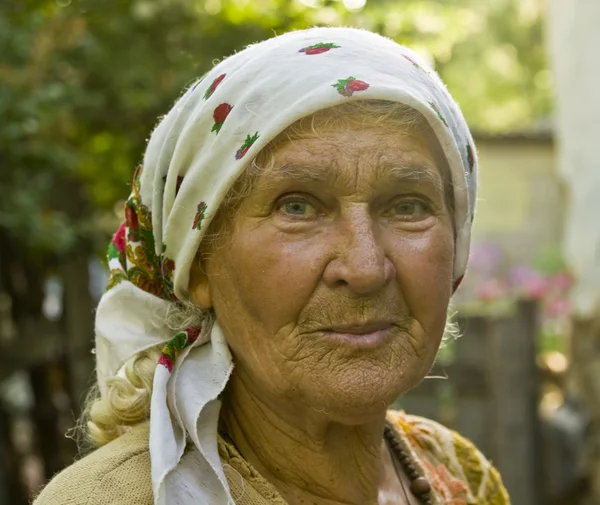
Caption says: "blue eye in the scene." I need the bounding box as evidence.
[279,199,318,218]
[284,201,308,215]
[395,202,417,214]
[391,201,428,217]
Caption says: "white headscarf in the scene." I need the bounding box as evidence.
[95,27,478,505]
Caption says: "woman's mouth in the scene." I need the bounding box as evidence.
[321,321,394,349]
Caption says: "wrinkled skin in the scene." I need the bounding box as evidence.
[190,123,454,505]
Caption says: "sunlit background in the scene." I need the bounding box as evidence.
[1,1,597,504]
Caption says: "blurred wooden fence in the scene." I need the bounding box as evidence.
[0,227,96,505]
[0,299,586,505]
[395,300,584,505]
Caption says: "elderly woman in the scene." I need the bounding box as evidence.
[35,27,509,505]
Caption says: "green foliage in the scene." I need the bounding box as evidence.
[0,0,550,257]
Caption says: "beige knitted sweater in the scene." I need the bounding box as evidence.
[33,411,510,504]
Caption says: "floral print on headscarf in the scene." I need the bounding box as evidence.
[106,166,177,300]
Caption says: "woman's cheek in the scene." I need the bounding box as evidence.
[226,226,326,329]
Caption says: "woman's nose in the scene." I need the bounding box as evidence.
[322,212,395,295]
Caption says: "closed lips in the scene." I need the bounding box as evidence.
[323,322,393,335]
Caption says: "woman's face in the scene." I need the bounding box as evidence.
[195,122,454,422]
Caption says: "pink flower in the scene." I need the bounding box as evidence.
[551,272,573,291]
[475,278,509,302]
[112,222,126,255]
[509,266,548,300]
[547,298,570,318]
[523,277,549,300]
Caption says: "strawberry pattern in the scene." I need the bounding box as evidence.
[212,103,233,134]
[235,132,259,160]
[299,42,340,55]
[204,73,226,100]
[332,76,370,97]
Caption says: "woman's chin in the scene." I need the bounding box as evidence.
[299,370,412,422]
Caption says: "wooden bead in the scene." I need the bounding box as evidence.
[384,426,431,504]
[400,457,413,467]
[410,477,431,495]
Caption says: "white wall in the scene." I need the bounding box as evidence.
[473,138,560,261]
[546,0,600,318]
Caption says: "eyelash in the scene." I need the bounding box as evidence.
[276,195,318,217]
[386,198,432,218]
[274,194,434,220]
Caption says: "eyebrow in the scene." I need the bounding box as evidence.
[265,162,444,192]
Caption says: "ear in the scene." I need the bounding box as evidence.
[188,254,213,309]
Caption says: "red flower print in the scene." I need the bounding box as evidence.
[192,202,207,230]
[421,460,469,504]
[187,327,201,344]
[211,103,233,134]
[299,42,340,55]
[161,257,175,279]
[158,353,173,372]
[112,221,126,255]
[346,79,369,92]
[125,205,139,230]
[332,77,370,97]
[235,132,260,160]
[305,47,329,55]
[204,73,226,100]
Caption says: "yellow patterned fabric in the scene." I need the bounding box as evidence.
[387,410,510,504]
[34,411,509,505]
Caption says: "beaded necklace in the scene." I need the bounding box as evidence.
[383,423,433,505]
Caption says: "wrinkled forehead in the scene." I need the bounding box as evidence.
[251,102,452,195]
